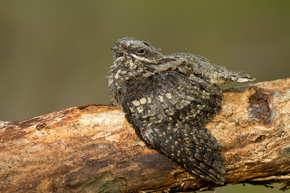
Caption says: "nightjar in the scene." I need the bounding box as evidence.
[108,37,255,185]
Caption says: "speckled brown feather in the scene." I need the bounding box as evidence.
[108,37,255,184]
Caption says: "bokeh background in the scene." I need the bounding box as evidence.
[1,1,289,192]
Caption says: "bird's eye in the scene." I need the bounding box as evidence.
[136,49,145,55]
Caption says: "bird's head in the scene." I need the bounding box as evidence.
[111,37,163,63]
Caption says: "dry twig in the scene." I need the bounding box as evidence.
[1,78,290,192]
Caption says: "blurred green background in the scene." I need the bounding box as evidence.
[0,1,289,192]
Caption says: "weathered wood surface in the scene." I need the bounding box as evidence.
[1,78,290,192]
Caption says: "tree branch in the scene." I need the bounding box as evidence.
[1,78,290,192]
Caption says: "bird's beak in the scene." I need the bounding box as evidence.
[111,45,124,58]
[111,45,118,51]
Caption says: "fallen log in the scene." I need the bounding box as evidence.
[1,78,290,192]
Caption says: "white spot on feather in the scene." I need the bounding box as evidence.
[140,98,147,104]
[132,100,140,106]
[165,93,172,99]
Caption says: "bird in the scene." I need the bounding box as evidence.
[108,37,255,185]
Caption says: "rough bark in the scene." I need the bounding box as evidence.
[1,78,290,193]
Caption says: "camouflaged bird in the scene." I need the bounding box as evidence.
[108,37,255,184]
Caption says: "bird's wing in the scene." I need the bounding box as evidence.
[190,54,255,84]
[166,53,255,85]
[121,71,226,184]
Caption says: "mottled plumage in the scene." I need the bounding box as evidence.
[108,37,255,184]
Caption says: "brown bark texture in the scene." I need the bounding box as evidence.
[1,78,290,193]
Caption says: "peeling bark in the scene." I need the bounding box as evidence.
[1,78,290,193]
